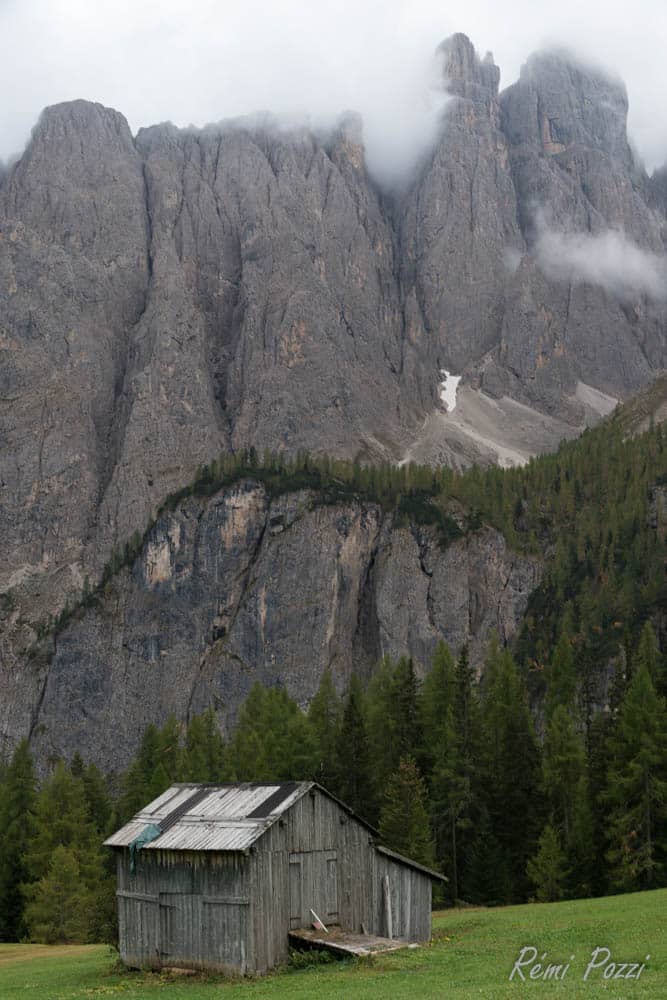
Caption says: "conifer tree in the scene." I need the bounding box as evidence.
[307,669,342,792]
[0,740,36,941]
[585,712,614,896]
[545,632,577,721]
[367,656,422,793]
[334,675,375,821]
[82,763,112,836]
[448,644,481,899]
[378,757,435,869]
[146,762,171,803]
[527,824,569,902]
[227,684,316,781]
[392,657,422,764]
[635,621,661,688]
[69,752,85,778]
[420,642,457,770]
[24,762,99,882]
[117,723,161,822]
[24,761,113,943]
[183,709,225,782]
[24,846,93,944]
[462,809,511,906]
[605,663,667,889]
[543,704,587,847]
[480,643,542,901]
[419,642,458,873]
[157,715,183,782]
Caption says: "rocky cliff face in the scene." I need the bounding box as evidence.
[1,32,666,764]
[400,34,523,373]
[475,51,667,418]
[14,481,540,772]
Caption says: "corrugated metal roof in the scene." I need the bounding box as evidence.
[104,782,311,852]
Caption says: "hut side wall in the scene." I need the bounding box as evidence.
[249,788,377,972]
[371,853,432,942]
[115,848,251,973]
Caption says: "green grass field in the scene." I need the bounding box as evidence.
[1,889,665,999]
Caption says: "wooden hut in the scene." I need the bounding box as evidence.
[105,781,445,975]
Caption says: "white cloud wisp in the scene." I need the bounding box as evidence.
[535,225,667,302]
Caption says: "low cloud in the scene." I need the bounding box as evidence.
[535,222,667,301]
[2,1,667,189]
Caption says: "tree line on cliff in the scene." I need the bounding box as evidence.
[1,619,666,943]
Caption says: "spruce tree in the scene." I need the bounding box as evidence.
[367,656,422,792]
[585,712,614,896]
[527,824,569,902]
[420,642,457,877]
[462,808,511,906]
[605,663,667,889]
[543,704,587,846]
[117,723,162,821]
[447,644,481,901]
[82,763,112,836]
[545,632,577,721]
[145,762,171,803]
[183,709,225,782]
[635,621,661,689]
[307,669,342,792]
[0,740,37,941]
[419,642,456,778]
[334,675,375,821]
[480,643,542,901]
[157,715,183,782]
[378,757,435,869]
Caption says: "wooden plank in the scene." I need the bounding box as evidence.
[116,890,159,903]
[289,856,302,929]
[383,875,393,940]
[289,928,418,957]
[202,896,249,905]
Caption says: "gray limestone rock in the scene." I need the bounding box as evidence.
[399,34,523,372]
[478,48,667,412]
[24,481,541,773]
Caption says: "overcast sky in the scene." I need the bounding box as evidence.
[2,0,666,177]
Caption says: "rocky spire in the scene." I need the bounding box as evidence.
[501,50,631,164]
[437,32,501,123]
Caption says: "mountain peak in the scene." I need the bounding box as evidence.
[437,32,500,100]
[31,99,135,150]
[501,48,630,162]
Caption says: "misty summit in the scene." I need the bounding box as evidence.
[105,781,445,975]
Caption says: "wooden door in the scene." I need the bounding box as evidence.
[202,899,248,972]
[158,893,201,962]
[289,851,338,928]
[116,891,159,968]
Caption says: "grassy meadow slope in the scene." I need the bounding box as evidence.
[1,889,665,999]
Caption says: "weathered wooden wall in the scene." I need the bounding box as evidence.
[116,849,250,973]
[249,789,377,972]
[372,852,432,942]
